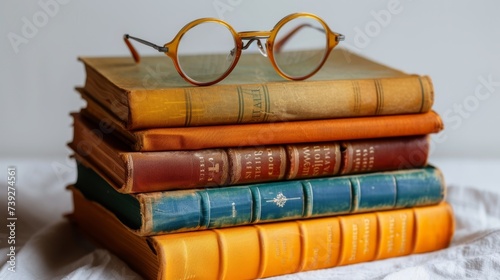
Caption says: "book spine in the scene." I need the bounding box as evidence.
[136,111,443,151]
[128,76,434,129]
[125,149,229,193]
[125,136,429,193]
[226,145,287,185]
[340,135,429,174]
[286,142,341,179]
[141,166,445,234]
[152,203,453,279]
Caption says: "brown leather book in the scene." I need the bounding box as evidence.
[70,113,431,193]
[78,48,434,129]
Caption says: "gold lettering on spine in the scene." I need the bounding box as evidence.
[399,213,408,254]
[252,90,262,121]
[238,146,285,183]
[352,146,376,173]
[362,218,371,256]
[254,150,262,179]
[198,156,205,182]
[323,148,332,174]
[207,157,218,182]
[387,216,395,254]
[243,153,252,179]
[353,149,361,171]
[243,87,264,122]
[243,151,262,179]
[267,148,274,176]
[299,145,334,177]
[301,146,312,176]
[273,237,292,266]
[312,146,322,176]
[349,224,358,261]
[311,248,319,268]
[326,224,334,265]
[313,145,333,176]
[199,156,219,182]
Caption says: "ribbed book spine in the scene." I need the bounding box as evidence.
[73,163,446,235]
[142,166,444,234]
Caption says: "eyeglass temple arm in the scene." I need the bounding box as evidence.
[274,24,345,53]
[123,34,168,63]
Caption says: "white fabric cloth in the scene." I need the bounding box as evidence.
[0,158,499,279]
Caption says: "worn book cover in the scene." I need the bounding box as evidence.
[73,160,446,236]
[77,96,443,151]
[79,49,434,129]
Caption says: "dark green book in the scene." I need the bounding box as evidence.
[73,161,445,236]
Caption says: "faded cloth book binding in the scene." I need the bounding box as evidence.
[78,93,443,151]
[74,161,446,235]
[79,49,434,129]
[69,187,454,279]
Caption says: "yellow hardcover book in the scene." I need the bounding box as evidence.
[338,213,378,265]
[68,187,455,280]
[256,222,302,278]
[156,231,220,279]
[297,218,341,271]
[78,49,434,129]
[376,208,415,259]
[214,227,261,280]
[413,202,456,254]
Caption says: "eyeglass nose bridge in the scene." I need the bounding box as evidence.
[241,38,268,57]
[238,31,272,58]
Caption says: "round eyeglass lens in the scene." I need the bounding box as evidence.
[272,16,328,79]
[177,21,237,84]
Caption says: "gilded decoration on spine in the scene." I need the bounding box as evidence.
[266,192,301,207]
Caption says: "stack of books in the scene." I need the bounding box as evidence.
[67,49,454,279]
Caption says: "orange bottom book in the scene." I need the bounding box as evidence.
[68,187,454,280]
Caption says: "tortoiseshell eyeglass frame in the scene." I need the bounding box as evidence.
[124,13,344,86]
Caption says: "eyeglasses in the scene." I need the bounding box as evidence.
[124,13,344,86]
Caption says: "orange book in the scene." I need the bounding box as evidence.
[78,94,443,152]
[78,49,434,129]
[69,187,454,280]
[338,212,379,265]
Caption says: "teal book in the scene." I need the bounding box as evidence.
[73,161,446,236]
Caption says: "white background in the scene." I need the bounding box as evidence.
[2,0,500,160]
